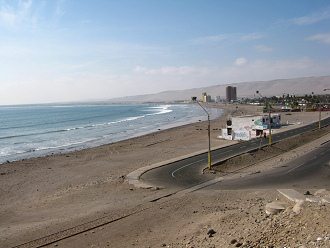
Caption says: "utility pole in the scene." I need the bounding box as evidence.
[195,100,212,170]
[256,91,272,145]
[319,89,330,129]
[268,101,272,145]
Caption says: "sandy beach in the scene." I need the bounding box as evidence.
[0,104,328,247]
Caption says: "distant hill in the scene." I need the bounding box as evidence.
[110,76,330,102]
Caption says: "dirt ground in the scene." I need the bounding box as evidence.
[55,189,330,248]
[0,104,329,248]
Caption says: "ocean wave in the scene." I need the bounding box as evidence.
[0,148,28,157]
[0,138,100,159]
[146,105,173,116]
[0,128,72,140]
[34,138,99,152]
[0,115,148,141]
[0,113,123,131]
[0,105,172,132]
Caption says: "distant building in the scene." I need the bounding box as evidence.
[202,92,212,103]
[226,86,237,102]
[219,114,281,141]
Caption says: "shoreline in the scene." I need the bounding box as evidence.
[1,104,328,247]
[0,103,222,165]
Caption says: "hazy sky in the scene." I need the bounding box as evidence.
[1,0,330,105]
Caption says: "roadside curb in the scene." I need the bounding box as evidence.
[278,189,330,204]
[127,118,329,189]
[277,189,306,202]
[126,143,238,189]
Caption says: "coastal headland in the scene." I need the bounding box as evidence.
[0,104,329,248]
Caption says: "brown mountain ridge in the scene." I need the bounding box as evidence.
[110,75,330,102]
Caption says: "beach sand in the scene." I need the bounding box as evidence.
[0,104,328,247]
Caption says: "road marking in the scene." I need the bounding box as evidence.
[286,163,304,174]
[171,158,205,178]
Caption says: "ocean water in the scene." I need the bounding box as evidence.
[0,103,222,164]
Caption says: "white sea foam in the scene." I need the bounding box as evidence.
[35,138,99,152]
[146,105,173,116]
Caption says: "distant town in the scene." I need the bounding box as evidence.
[195,86,330,113]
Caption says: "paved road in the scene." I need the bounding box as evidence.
[141,117,330,189]
[208,139,330,190]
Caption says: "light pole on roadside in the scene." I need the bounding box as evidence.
[192,97,212,170]
[319,89,330,129]
[256,91,272,145]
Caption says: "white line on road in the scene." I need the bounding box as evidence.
[286,163,304,174]
[171,158,205,178]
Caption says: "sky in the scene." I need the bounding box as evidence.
[1,0,330,105]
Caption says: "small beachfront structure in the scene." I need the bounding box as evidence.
[219,114,281,141]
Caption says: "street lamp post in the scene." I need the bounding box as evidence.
[195,100,212,170]
[319,89,330,129]
[256,91,272,145]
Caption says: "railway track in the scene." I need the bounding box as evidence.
[11,188,183,248]
[12,205,151,248]
[11,182,217,247]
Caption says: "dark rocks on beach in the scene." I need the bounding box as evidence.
[230,239,237,244]
[207,229,216,237]
[304,191,312,195]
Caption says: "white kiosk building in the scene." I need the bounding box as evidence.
[220,114,281,141]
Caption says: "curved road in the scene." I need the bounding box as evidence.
[141,117,330,189]
[209,139,330,190]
